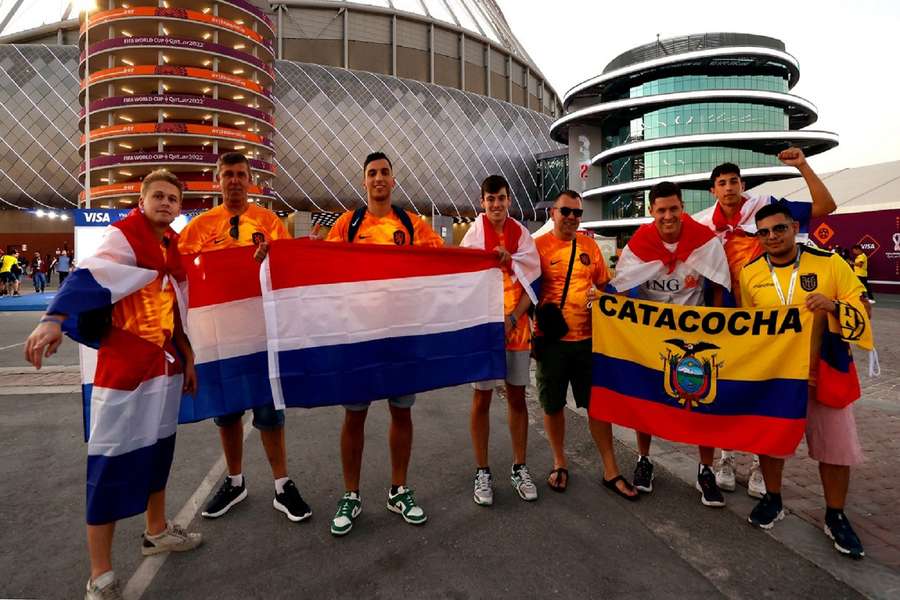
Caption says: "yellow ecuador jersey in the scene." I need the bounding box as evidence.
[853,253,868,278]
[535,232,609,342]
[178,203,290,253]
[0,254,17,273]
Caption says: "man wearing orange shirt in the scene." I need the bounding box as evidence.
[179,152,311,524]
[460,175,539,507]
[321,151,443,536]
[534,190,637,500]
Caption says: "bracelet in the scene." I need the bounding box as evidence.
[40,316,64,324]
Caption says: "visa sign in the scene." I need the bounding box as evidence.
[75,209,132,227]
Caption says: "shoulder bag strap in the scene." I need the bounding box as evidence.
[559,238,577,309]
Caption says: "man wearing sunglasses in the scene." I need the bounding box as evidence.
[534,190,637,500]
[739,203,868,559]
[610,181,731,506]
[696,147,838,498]
[179,152,311,524]
[322,151,443,537]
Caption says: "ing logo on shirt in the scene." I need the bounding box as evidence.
[684,275,700,289]
[393,230,407,245]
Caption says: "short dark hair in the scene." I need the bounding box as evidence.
[364,151,392,171]
[649,181,682,204]
[480,174,510,198]
[217,151,250,171]
[710,162,741,187]
[556,190,581,204]
[754,203,793,223]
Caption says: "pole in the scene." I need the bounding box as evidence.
[83,5,91,208]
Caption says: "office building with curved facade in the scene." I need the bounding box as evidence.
[0,0,561,225]
[549,33,838,222]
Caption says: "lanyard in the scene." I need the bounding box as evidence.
[765,246,802,305]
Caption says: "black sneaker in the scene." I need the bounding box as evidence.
[633,456,654,493]
[748,493,784,529]
[825,511,865,559]
[201,476,248,519]
[273,480,312,522]
[696,466,725,507]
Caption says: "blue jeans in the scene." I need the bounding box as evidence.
[32,272,46,292]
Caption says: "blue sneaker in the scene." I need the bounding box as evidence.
[825,511,865,559]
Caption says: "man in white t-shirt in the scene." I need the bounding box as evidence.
[610,181,731,506]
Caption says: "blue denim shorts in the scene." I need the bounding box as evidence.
[343,394,416,412]
[214,403,284,431]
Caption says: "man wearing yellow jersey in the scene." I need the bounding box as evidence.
[850,244,875,302]
[740,203,866,559]
[699,148,838,497]
[534,190,637,500]
[0,247,20,296]
[179,152,311,524]
[323,152,442,536]
[461,175,538,507]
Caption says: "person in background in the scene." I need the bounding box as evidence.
[30,251,46,293]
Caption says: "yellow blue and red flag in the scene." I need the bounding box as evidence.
[589,294,813,455]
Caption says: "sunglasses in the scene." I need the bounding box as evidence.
[754,223,791,238]
[229,215,240,240]
[556,207,584,218]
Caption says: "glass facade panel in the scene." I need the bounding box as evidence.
[604,146,779,185]
[628,75,788,98]
[537,153,568,207]
[638,103,788,141]
[602,188,714,221]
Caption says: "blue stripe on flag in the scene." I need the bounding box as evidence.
[593,353,807,419]
[179,351,273,423]
[85,433,176,525]
[276,322,506,408]
[48,269,113,348]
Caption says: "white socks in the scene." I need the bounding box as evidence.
[228,474,244,487]
[274,477,289,494]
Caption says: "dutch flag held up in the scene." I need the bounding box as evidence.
[261,238,507,409]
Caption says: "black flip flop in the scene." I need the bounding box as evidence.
[603,475,639,501]
[547,467,569,492]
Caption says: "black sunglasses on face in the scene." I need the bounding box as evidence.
[556,207,584,218]
[229,215,240,240]
[755,223,791,238]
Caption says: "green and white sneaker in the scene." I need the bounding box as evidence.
[330,491,362,537]
[386,486,427,525]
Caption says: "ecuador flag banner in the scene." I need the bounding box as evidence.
[589,294,813,456]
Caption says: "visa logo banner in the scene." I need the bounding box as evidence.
[75,209,132,227]
[589,295,814,456]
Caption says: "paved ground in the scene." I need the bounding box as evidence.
[1,302,898,599]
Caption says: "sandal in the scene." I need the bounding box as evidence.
[547,467,568,492]
[602,475,639,501]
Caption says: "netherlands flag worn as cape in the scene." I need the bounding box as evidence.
[261,238,506,408]
[459,214,541,304]
[48,210,186,525]
[610,213,731,294]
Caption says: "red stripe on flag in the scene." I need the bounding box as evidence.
[815,359,860,409]
[94,329,182,391]
[267,239,498,290]
[588,387,806,456]
[182,246,262,308]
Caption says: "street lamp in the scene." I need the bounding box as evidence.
[76,0,97,208]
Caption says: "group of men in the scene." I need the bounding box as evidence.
[24,147,870,600]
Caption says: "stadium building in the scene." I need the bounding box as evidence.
[0,0,562,249]
[545,32,838,228]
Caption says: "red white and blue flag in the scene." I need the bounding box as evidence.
[261,239,506,408]
[459,214,541,304]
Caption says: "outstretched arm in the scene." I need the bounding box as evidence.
[778,147,836,217]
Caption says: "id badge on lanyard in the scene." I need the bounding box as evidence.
[766,247,802,305]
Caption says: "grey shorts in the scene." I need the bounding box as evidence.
[214,403,284,431]
[473,350,531,390]
[344,394,416,412]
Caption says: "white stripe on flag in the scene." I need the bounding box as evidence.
[188,296,268,365]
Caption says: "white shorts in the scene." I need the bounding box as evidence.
[473,350,531,390]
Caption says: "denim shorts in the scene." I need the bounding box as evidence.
[214,403,284,431]
[344,394,416,412]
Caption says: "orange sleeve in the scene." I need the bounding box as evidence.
[177,216,210,254]
[326,211,352,242]
[267,213,291,240]
[413,216,444,247]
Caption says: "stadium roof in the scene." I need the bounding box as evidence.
[748,159,900,215]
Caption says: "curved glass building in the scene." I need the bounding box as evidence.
[549,33,838,221]
[0,0,561,221]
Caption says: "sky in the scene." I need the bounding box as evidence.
[497,0,900,173]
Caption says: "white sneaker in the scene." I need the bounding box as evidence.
[141,522,203,556]
[714,454,736,492]
[748,458,766,499]
[85,571,122,600]
[511,464,538,502]
[473,469,493,506]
